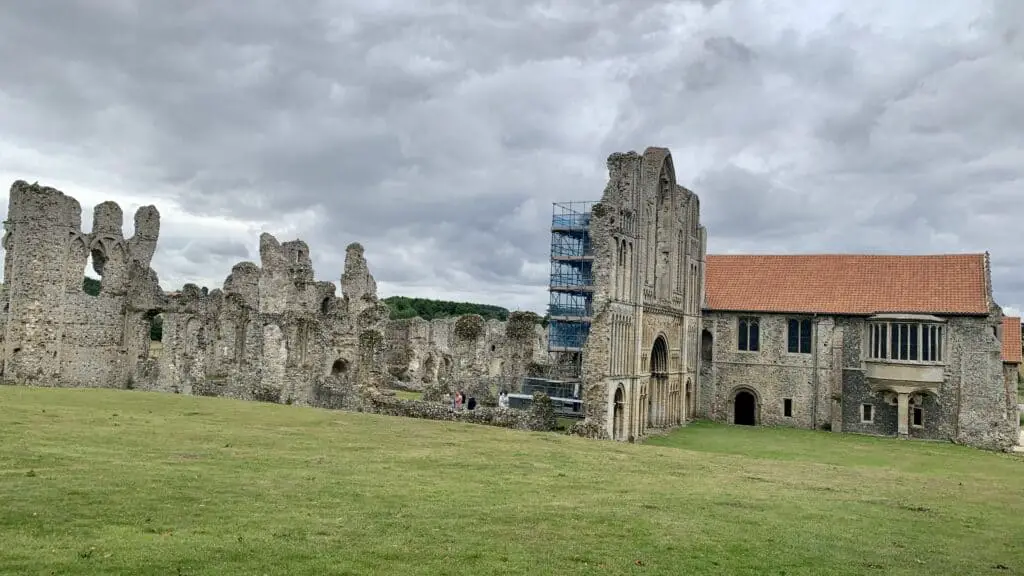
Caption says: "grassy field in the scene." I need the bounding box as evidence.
[391,390,423,401]
[1,387,1022,575]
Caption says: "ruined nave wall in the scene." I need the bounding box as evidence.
[385,312,548,400]
[135,238,391,406]
[1,180,544,408]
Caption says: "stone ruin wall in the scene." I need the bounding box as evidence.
[0,181,162,390]
[0,181,549,409]
[384,312,549,403]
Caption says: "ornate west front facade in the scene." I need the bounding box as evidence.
[556,147,706,441]
[699,254,1021,451]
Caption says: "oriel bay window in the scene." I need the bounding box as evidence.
[868,320,944,362]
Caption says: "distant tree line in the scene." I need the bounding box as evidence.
[383,296,511,322]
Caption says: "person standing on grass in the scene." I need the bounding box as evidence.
[467,396,476,410]
[454,391,463,411]
[498,391,509,409]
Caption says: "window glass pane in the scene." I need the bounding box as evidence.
[800,319,812,353]
[880,324,887,358]
[749,320,760,352]
[738,320,748,350]
[936,327,942,361]
[787,319,798,353]
[909,324,919,360]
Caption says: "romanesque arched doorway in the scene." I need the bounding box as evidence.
[685,377,693,422]
[734,389,757,426]
[613,385,625,441]
[649,336,668,428]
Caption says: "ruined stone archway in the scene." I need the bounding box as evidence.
[685,377,693,422]
[613,384,625,441]
[331,358,349,376]
[146,311,164,359]
[649,335,668,427]
[733,388,758,426]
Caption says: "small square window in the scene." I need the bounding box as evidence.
[912,407,924,428]
[861,404,874,423]
[783,398,793,417]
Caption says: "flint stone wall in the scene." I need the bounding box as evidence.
[345,390,558,432]
[385,311,548,402]
[0,181,552,421]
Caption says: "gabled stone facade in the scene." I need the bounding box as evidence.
[573,147,706,441]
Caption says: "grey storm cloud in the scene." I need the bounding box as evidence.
[0,0,1022,314]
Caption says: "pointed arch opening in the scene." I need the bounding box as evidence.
[613,384,625,441]
[649,335,669,428]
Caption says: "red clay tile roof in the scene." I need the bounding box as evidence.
[1003,316,1022,364]
[704,254,990,315]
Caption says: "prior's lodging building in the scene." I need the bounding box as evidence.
[700,253,1021,451]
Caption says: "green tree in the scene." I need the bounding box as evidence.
[82,277,101,296]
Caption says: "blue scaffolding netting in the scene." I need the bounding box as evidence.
[548,291,592,318]
[548,320,590,350]
[547,201,596,354]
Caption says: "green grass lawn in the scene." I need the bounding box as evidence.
[1,387,1022,575]
[391,390,423,401]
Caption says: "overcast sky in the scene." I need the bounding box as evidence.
[1,0,1021,316]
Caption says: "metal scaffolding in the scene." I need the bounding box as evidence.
[546,201,596,362]
[511,201,597,418]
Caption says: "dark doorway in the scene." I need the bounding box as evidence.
[613,386,625,441]
[734,390,756,426]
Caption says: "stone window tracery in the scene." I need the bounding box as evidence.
[737,317,759,352]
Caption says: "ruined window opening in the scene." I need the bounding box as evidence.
[331,358,349,375]
[787,318,812,354]
[320,296,331,315]
[490,344,496,352]
[82,252,102,297]
[737,317,759,352]
[861,404,873,423]
[912,406,924,427]
[147,312,164,359]
[783,398,793,417]
[235,320,248,364]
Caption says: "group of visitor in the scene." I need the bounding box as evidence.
[453,390,476,411]
[446,390,511,411]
